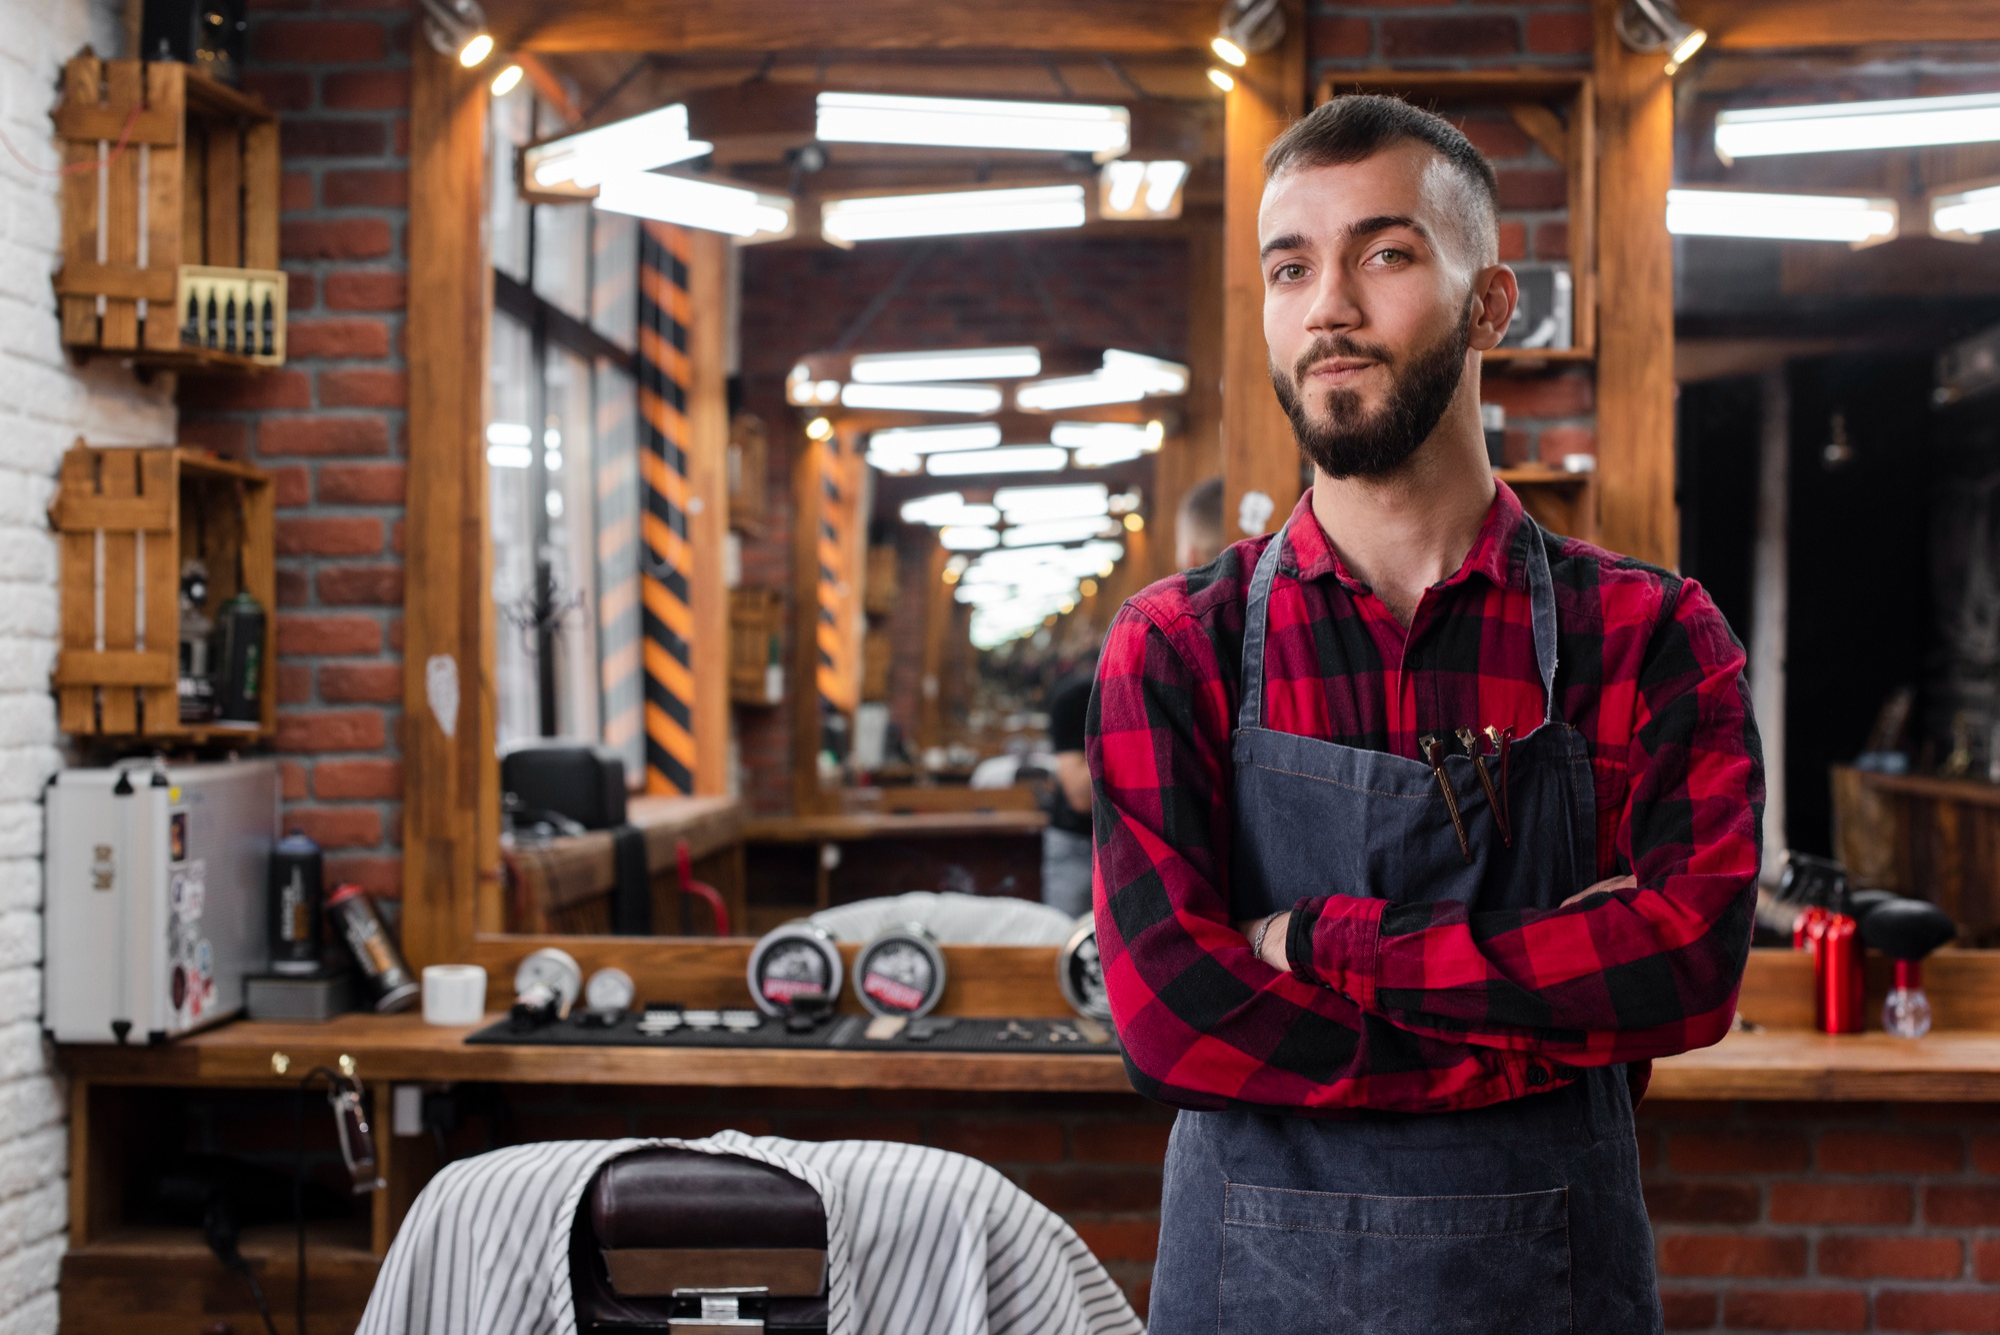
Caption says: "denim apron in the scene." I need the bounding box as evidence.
[1148,515,1662,1335]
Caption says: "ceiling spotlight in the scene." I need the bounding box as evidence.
[1216,0,1285,57]
[805,417,835,441]
[489,63,523,97]
[1210,37,1248,67]
[1614,0,1707,76]
[419,0,493,68]
[1207,68,1236,94]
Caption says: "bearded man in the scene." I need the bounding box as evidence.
[1086,95,1763,1334]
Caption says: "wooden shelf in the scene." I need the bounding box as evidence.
[1484,346,1593,371]
[1651,1030,2000,1103]
[76,342,272,376]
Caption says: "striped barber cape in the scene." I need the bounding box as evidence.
[357,1130,1146,1335]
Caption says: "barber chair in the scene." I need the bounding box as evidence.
[571,1148,830,1334]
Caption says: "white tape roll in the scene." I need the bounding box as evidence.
[421,964,488,1026]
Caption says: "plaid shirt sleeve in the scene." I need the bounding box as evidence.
[1089,593,1546,1115]
[1287,576,1764,1065]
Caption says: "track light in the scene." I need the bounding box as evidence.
[1207,68,1236,94]
[1615,0,1706,76]
[1216,0,1285,57]
[419,0,493,69]
[490,63,522,97]
[1210,37,1248,67]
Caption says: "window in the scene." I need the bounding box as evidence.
[486,91,644,780]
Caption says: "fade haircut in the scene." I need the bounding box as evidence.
[1262,94,1500,266]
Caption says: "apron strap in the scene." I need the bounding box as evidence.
[1520,515,1559,726]
[1236,525,1289,733]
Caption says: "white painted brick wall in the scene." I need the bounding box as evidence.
[0,3,178,1329]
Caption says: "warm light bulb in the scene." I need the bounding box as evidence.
[805,417,834,441]
[1664,27,1706,75]
[457,32,494,68]
[1207,68,1236,94]
[490,63,523,96]
[1210,36,1248,67]
[1123,513,1145,532]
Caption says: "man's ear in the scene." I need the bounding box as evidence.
[1467,265,1519,352]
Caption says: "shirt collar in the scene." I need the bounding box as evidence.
[1281,479,1528,596]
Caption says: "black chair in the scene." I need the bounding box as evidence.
[570,1148,830,1333]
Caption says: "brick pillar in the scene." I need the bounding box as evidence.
[179,0,411,899]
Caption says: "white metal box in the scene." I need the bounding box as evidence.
[45,759,277,1043]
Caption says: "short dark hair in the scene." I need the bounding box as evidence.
[1262,94,1500,263]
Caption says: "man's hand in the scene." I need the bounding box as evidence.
[1562,874,1636,907]
[1233,911,1293,970]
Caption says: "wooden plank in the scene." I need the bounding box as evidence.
[59,56,101,348]
[1591,0,1675,568]
[99,63,143,350]
[239,470,277,735]
[1681,0,2000,49]
[51,651,175,687]
[684,229,731,797]
[916,543,951,752]
[1219,2,1306,547]
[48,493,174,531]
[491,0,1219,55]
[203,122,241,269]
[1154,223,1221,582]
[57,445,100,734]
[66,1080,92,1248]
[1568,75,1597,361]
[181,123,205,267]
[401,47,494,970]
[52,265,180,302]
[96,451,139,733]
[142,64,185,354]
[240,120,280,271]
[51,104,182,146]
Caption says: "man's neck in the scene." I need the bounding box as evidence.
[1307,395,1497,629]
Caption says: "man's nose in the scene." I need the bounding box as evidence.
[1303,269,1362,335]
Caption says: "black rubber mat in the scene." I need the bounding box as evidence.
[465,1008,1118,1055]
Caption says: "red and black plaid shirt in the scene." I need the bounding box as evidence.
[1087,484,1763,1114]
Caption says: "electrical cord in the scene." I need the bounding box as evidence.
[203,1196,282,1335]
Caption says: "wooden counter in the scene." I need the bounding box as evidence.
[54,1011,2000,1102]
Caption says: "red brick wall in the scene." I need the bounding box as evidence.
[1312,0,1597,468]
[1641,1100,2000,1332]
[733,236,1191,811]
[179,0,411,900]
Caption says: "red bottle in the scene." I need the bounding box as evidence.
[1815,912,1865,1034]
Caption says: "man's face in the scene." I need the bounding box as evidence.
[1259,143,1488,480]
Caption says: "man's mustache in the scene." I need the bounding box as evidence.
[1292,334,1395,386]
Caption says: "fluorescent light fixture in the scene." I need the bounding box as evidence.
[1665,189,1898,243]
[840,382,1005,414]
[487,422,532,447]
[822,185,1087,245]
[940,526,1001,551]
[816,92,1130,160]
[1016,349,1190,410]
[1933,182,2000,239]
[1100,160,1190,220]
[996,483,1110,521]
[900,493,1003,527]
[926,446,1069,476]
[527,104,712,192]
[1072,440,1148,467]
[1050,421,1159,452]
[871,423,1004,455]
[863,450,922,475]
[851,347,1042,383]
[487,442,532,468]
[1716,92,2000,161]
[1002,518,1117,546]
[594,173,793,242]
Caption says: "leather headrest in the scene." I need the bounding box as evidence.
[1860,898,1956,961]
[589,1149,828,1251]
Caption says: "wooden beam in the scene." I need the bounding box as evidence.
[1220,3,1307,547]
[1680,0,2000,49]
[684,229,732,797]
[790,429,827,815]
[401,42,496,968]
[917,543,952,754]
[1592,0,1676,568]
[1155,222,1222,582]
[492,0,1217,55]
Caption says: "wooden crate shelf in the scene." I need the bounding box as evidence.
[52,54,283,370]
[51,442,276,741]
[728,587,785,706]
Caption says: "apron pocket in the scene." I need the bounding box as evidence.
[1218,1182,1571,1335]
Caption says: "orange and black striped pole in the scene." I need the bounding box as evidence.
[635,221,697,793]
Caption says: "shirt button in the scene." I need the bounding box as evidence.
[1526,1064,1549,1087]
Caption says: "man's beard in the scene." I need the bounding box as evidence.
[1269,306,1472,481]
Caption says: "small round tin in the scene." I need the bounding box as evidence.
[1057,918,1112,1022]
[746,921,844,1017]
[855,923,947,1019]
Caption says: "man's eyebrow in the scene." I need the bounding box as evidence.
[1344,213,1427,244]
[1258,232,1308,261]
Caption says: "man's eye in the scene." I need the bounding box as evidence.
[1372,249,1409,266]
[1272,262,1306,282]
